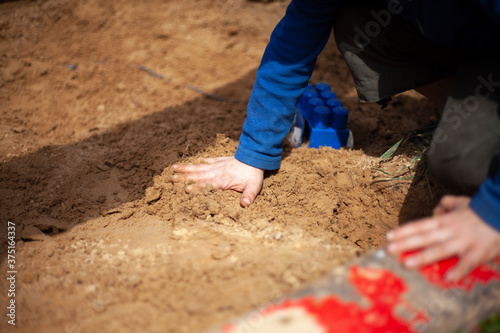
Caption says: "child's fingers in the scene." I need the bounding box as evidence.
[445,251,481,282]
[172,163,213,174]
[185,182,208,194]
[436,195,460,212]
[173,170,217,184]
[172,156,234,174]
[200,156,232,164]
[240,179,262,207]
[436,195,471,213]
[387,227,453,254]
[403,240,462,269]
[387,217,439,241]
[433,205,446,217]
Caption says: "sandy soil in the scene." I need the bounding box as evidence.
[0,0,444,332]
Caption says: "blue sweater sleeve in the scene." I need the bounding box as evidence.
[234,0,343,170]
[470,153,500,232]
[471,1,500,231]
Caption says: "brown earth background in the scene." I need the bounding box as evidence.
[0,0,445,332]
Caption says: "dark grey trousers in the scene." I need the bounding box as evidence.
[333,0,500,194]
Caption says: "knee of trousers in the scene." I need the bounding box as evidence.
[427,144,484,195]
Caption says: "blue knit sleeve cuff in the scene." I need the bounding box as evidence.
[234,145,281,170]
[470,175,500,233]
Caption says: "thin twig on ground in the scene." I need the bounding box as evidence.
[136,64,166,80]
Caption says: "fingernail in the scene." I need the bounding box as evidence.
[242,197,251,207]
[172,175,179,179]
[387,244,396,253]
[172,165,179,169]
[185,185,192,192]
[386,231,394,240]
[405,258,416,268]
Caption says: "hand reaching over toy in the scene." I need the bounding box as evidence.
[387,195,500,281]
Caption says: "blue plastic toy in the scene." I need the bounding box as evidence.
[288,82,353,149]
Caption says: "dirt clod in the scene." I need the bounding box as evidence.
[21,226,47,241]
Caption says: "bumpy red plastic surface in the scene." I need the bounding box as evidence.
[223,266,428,333]
[221,256,500,332]
[400,252,500,291]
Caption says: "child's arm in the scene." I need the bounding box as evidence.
[235,0,343,170]
[173,0,344,206]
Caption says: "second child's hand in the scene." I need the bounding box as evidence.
[387,195,500,281]
[171,156,264,207]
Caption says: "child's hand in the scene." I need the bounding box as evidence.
[386,195,500,281]
[171,156,264,207]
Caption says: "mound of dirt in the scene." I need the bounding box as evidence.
[0,0,443,332]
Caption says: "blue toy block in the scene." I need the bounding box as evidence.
[308,127,350,149]
[311,105,330,129]
[295,82,352,149]
[320,90,337,103]
[315,82,331,94]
